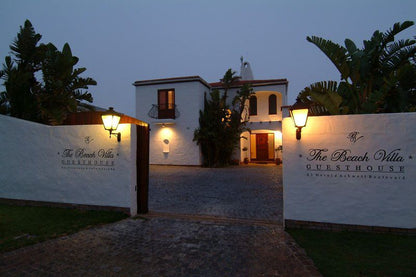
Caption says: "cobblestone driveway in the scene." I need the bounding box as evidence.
[149,164,282,222]
[1,165,321,276]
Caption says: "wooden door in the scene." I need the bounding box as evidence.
[256,134,268,161]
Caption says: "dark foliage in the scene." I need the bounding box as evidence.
[298,21,416,114]
[194,69,253,167]
[0,20,96,124]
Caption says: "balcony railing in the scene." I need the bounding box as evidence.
[148,104,180,119]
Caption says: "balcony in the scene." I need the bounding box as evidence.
[148,104,180,121]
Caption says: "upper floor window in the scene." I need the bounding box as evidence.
[158,89,175,119]
[249,95,257,116]
[269,94,277,115]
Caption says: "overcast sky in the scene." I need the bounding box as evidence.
[1,0,415,117]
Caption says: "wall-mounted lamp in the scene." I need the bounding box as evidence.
[221,108,232,122]
[101,107,122,142]
[290,100,309,140]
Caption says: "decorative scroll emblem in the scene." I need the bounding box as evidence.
[347,131,363,144]
[84,136,94,144]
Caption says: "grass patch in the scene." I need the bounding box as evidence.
[0,204,128,252]
[287,228,416,277]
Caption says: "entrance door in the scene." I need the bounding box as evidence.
[256,134,269,161]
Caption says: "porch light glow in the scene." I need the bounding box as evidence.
[101,107,122,142]
[160,127,173,153]
[161,127,173,140]
[290,100,309,140]
[222,109,232,122]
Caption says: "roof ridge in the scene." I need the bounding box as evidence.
[133,76,211,88]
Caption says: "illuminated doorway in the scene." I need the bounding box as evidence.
[250,133,275,161]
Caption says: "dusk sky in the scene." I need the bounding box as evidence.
[1,0,415,117]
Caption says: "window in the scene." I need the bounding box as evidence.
[249,95,257,116]
[269,94,277,114]
[158,89,175,119]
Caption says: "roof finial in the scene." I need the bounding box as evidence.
[240,57,254,80]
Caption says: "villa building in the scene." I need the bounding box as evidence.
[133,60,288,165]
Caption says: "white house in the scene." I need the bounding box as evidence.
[133,60,288,165]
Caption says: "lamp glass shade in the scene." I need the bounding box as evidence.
[291,108,309,128]
[102,114,121,131]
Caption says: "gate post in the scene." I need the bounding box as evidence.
[136,124,149,213]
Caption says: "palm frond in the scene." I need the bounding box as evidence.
[384,45,416,69]
[307,36,350,80]
[73,90,93,102]
[344,39,358,54]
[382,21,414,46]
[380,38,416,65]
[299,81,345,115]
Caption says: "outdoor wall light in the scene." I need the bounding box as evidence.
[101,107,122,142]
[290,100,309,140]
[221,108,232,122]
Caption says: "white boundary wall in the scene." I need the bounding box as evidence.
[0,115,137,216]
[283,113,416,229]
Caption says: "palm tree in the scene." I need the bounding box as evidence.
[0,20,42,121]
[221,68,240,103]
[1,20,97,124]
[194,69,253,167]
[38,43,97,125]
[298,21,416,114]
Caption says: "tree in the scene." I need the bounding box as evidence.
[298,21,416,114]
[0,71,8,114]
[194,69,254,167]
[0,20,42,121]
[38,43,96,125]
[0,20,97,124]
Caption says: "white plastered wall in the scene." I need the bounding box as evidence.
[283,113,416,228]
[246,90,283,122]
[135,81,206,165]
[0,115,137,215]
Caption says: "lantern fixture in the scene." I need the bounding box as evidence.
[290,100,309,140]
[101,107,122,142]
[221,108,232,122]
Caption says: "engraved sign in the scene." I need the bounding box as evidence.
[304,131,407,181]
[58,136,118,171]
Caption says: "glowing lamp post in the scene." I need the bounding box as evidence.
[101,107,122,142]
[290,100,309,140]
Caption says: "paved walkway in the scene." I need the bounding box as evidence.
[149,164,283,222]
[1,165,321,276]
